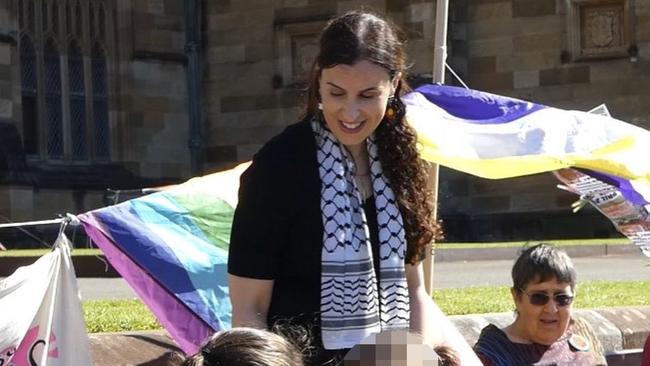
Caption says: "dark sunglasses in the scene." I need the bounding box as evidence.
[519,288,574,307]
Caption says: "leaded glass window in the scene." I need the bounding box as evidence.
[17,0,113,161]
[20,36,38,155]
[44,38,63,158]
[26,0,35,33]
[98,4,106,41]
[42,1,48,32]
[51,1,59,36]
[89,3,95,38]
[75,3,82,36]
[92,43,109,160]
[18,0,24,29]
[68,41,86,159]
[66,1,72,34]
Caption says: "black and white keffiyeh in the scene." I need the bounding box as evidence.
[312,119,410,350]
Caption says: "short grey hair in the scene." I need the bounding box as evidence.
[512,243,577,293]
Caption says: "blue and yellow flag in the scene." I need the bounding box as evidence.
[407,84,650,256]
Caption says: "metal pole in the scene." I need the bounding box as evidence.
[432,0,449,84]
[424,0,449,295]
[0,218,64,229]
[184,0,204,175]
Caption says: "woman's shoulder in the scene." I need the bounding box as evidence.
[240,118,318,191]
[473,324,517,365]
[475,324,508,347]
[254,119,315,165]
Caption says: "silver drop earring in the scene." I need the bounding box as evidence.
[318,102,323,110]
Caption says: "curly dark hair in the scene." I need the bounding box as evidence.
[304,10,440,264]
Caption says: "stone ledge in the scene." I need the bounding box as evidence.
[88,307,650,365]
[606,349,644,366]
[89,331,180,366]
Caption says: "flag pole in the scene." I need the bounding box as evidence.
[424,0,449,295]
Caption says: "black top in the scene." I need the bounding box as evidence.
[228,120,381,366]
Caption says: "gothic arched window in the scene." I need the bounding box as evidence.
[68,40,86,158]
[42,1,48,32]
[92,43,110,160]
[17,0,113,161]
[18,0,25,29]
[51,1,59,36]
[98,4,106,41]
[26,0,35,34]
[44,38,63,158]
[20,36,38,155]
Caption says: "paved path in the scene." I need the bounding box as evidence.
[73,254,650,300]
[433,253,650,288]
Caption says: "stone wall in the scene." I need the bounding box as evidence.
[0,0,191,180]
[202,0,441,170]
[202,0,645,240]
[0,186,103,222]
[113,0,190,179]
[0,185,104,248]
[3,1,650,242]
[0,42,15,123]
[441,0,650,240]
[438,167,622,241]
[450,0,650,129]
[0,0,19,132]
[0,0,190,237]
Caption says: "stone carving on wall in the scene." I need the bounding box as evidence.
[291,34,319,82]
[147,0,165,15]
[275,21,324,87]
[566,0,631,61]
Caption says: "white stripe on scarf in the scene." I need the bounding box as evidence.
[312,119,410,350]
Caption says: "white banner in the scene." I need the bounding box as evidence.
[0,233,91,366]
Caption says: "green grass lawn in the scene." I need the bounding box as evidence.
[83,299,161,333]
[433,280,649,315]
[82,280,649,333]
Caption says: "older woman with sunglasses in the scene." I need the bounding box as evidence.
[473,244,606,365]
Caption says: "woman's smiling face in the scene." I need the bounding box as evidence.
[318,60,399,150]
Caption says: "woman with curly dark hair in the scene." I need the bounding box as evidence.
[228,10,441,365]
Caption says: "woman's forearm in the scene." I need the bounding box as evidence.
[406,262,442,345]
[228,274,273,329]
[231,304,269,329]
[409,288,442,346]
[428,297,483,366]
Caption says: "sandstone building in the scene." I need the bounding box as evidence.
[0,0,648,245]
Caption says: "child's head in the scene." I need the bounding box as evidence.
[181,327,305,366]
[343,330,459,366]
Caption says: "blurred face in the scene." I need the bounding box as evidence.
[512,277,574,345]
[318,60,400,151]
[343,331,438,366]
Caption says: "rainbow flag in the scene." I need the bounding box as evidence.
[79,85,650,354]
[79,162,249,354]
